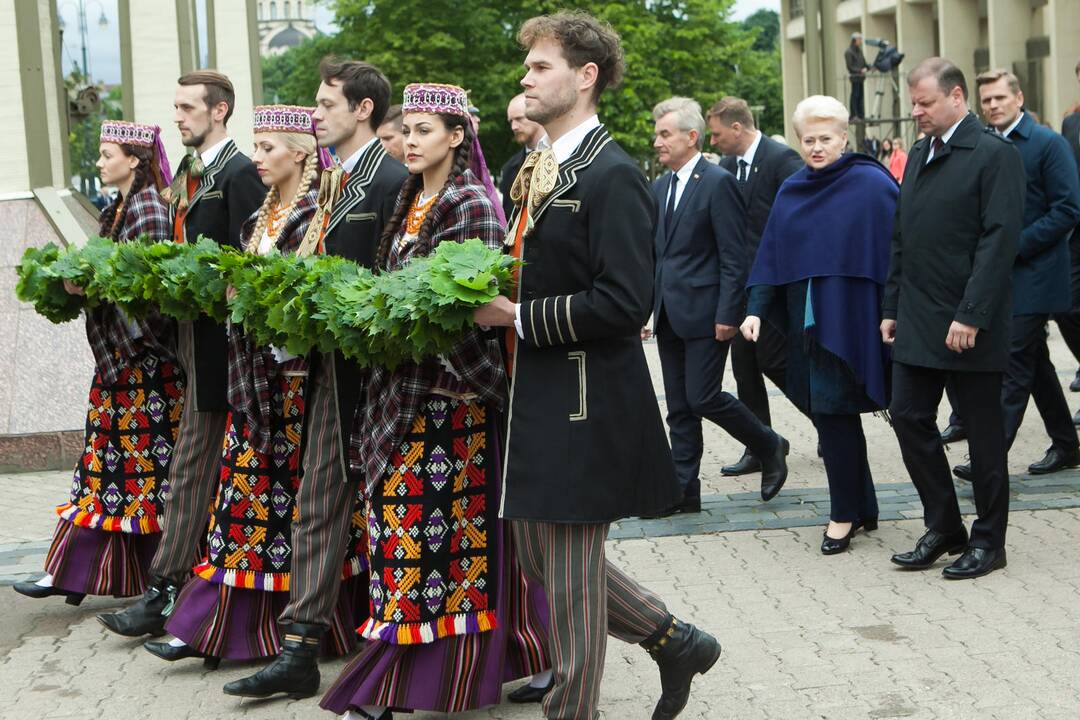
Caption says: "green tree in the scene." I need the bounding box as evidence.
[66,70,122,201]
[262,0,784,170]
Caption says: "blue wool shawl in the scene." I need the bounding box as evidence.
[748,152,899,409]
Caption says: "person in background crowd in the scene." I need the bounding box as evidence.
[742,95,896,556]
[708,96,806,478]
[499,92,544,221]
[1056,60,1080,407]
[845,33,869,120]
[888,136,909,182]
[376,103,405,163]
[885,57,1024,580]
[14,121,180,606]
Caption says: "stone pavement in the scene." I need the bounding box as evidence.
[4,336,1080,718]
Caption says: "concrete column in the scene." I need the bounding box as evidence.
[805,0,825,94]
[987,0,1030,72]
[781,0,809,140]
[206,0,260,154]
[938,0,979,109]
[124,0,186,158]
[896,0,936,113]
[1046,0,1080,129]
[821,0,849,100]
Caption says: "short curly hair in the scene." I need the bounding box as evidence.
[518,11,625,102]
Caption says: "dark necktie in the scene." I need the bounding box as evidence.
[737,159,749,184]
[664,173,679,233]
[930,136,945,162]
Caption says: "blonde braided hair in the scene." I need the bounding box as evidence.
[246,131,320,253]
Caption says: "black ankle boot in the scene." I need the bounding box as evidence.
[221,623,324,699]
[644,618,722,720]
[96,577,178,637]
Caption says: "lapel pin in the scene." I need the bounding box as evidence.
[693,174,700,180]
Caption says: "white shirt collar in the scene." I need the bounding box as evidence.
[670,151,702,186]
[939,114,966,145]
[340,136,379,174]
[1000,112,1024,138]
[537,115,601,163]
[737,130,763,168]
[198,137,231,167]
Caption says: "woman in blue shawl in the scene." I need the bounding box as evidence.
[740,96,898,555]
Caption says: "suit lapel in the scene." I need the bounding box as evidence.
[530,125,612,225]
[743,136,768,205]
[666,156,708,240]
[325,141,387,236]
[189,140,238,210]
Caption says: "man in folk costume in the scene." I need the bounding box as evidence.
[224,57,408,700]
[474,12,721,720]
[99,70,267,637]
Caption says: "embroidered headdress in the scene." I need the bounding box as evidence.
[99,120,173,186]
[402,83,470,118]
[253,104,333,169]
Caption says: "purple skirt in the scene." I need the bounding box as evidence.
[165,574,368,661]
[45,518,160,597]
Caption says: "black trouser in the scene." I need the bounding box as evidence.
[850,78,865,119]
[1053,312,1080,367]
[814,413,878,523]
[730,322,788,429]
[891,362,1009,550]
[945,314,1078,454]
[656,310,779,500]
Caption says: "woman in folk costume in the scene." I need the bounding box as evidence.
[13,122,182,605]
[143,106,367,669]
[319,84,549,720]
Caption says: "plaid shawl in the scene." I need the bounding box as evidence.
[352,171,508,491]
[227,189,320,454]
[86,186,176,385]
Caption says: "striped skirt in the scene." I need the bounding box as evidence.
[45,350,184,597]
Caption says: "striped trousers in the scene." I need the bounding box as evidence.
[150,322,227,582]
[513,520,671,720]
[280,354,358,628]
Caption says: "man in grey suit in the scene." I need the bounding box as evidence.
[647,96,790,513]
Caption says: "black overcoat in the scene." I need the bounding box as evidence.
[1062,111,1080,309]
[500,126,681,523]
[177,139,267,411]
[882,113,1025,372]
[309,141,408,463]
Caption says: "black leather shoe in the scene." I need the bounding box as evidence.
[820,523,856,555]
[1027,446,1080,475]
[721,451,760,476]
[942,547,1007,580]
[13,581,85,606]
[646,620,721,720]
[1071,369,1080,392]
[759,436,789,502]
[97,577,177,637]
[679,496,701,514]
[940,423,967,444]
[890,528,969,570]
[507,677,554,703]
[222,622,323,699]
[144,640,221,669]
[1074,409,1080,426]
[952,463,973,482]
[349,710,393,720]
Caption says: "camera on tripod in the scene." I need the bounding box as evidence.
[865,38,905,73]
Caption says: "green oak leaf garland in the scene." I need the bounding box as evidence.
[15,236,518,368]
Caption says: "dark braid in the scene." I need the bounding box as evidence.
[98,144,155,241]
[374,114,474,271]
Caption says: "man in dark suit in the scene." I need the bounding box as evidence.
[884,57,1025,580]
[648,96,791,512]
[224,57,407,700]
[474,12,721,719]
[1054,61,1080,405]
[708,96,805,477]
[845,33,869,120]
[948,70,1080,481]
[98,70,267,636]
[498,92,544,220]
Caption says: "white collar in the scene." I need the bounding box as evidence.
[938,114,966,145]
[1000,112,1024,138]
[538,115,601,163]
[198,137,231,167]
[340,137,379,173]
[737,130,763,168]
[669,151,702,186]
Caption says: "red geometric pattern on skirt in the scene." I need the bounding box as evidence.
[61,351,184,534]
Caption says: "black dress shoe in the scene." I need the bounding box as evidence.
[890,528,969,570]
[721,451,760,476]
[1027,446,1080,475]
[1071,369,1080,392]
[679,496,701,514]
[952,463,973,481]
[144,640,221,669]
[507,677,554,703]
[942,547,1007,580]
[349,710,393,720]
[940,423,967,444]
[646,620,721,720]
[222,622,323,699]
[820,523,856,555]
[13,581,85,606]
[1074,409,1080,426]
[759,436,789,502]
[97,577,177,637]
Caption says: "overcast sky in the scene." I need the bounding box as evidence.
[61,0,781,85]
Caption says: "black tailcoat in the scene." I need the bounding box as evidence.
[501,126,681,523]
[177,139,267,411]
[310,140,408,460]
[882,113,1025,371]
